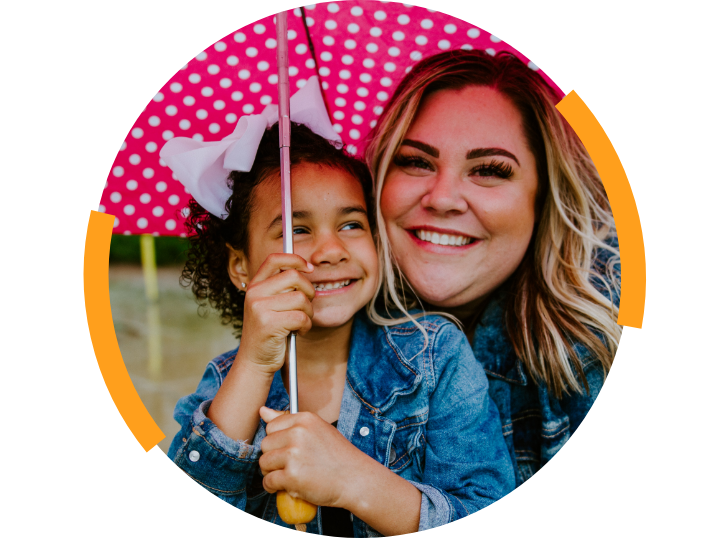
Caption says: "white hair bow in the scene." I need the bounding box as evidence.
[160,76,341,219]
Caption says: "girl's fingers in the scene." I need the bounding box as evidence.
[249,267,316,302]
[258,448,287,476]
[262,469,286,494]
[253,253,314,283]
[249,290,314,321]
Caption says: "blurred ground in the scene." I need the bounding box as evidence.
[109,264,237,454]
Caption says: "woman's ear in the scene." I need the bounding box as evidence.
[226,243,250,291]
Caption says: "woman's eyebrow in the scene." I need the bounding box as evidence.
[467,148,520,165]
[267,210,311,231]
[401,139,439,158]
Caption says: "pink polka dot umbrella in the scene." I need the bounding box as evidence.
[101,1,561,237]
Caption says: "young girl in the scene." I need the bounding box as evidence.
[164,80,514,536]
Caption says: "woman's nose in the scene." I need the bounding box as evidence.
[309,233,350,266]
[421,172,468,215]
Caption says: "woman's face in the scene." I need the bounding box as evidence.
[380,86,539,315]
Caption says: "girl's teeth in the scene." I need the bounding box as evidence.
[314,280,351,291]
[415,230,471,246]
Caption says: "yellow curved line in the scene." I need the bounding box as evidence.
[557,91,646,328]
[84,210,165,451]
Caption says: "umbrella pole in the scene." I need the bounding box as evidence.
[275,10,318,531]
[140,233,163,379]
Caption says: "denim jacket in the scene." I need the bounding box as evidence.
[472,235,621,486]
[169,312,515,536]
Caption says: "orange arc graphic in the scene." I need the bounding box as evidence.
[84,210,165,451]
[557,91,646,329]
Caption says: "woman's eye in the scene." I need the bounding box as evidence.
[393,154,434,171]
[471,160,514,180]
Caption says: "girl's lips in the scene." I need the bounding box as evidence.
[406,229,479,252]
[312,279,359,297]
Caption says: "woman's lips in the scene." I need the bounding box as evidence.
[406,229,479,251]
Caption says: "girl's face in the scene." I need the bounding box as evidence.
[380,86,539,316]
[243,162,378,328]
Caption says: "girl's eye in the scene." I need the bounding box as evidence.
[471,160,514,181]
[341,222,364,231]
[292,227,309,235]
[393,154,434,171]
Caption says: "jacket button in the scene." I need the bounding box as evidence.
[189,450,200,462]
[389,446,397,462]
[359,427,370,437]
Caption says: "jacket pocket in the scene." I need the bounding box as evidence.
[389,413,428,473]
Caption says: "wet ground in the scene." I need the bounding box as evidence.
[109,264,238,454]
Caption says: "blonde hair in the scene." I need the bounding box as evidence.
[365,50,620,398]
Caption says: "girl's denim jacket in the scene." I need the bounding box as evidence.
[169,312,515,536]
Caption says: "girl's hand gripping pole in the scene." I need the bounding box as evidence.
[276,10,317,530]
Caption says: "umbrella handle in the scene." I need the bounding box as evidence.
[277,490,318,528]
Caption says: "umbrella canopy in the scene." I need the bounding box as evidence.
[101,1,561,236]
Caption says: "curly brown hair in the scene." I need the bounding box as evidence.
[180,122,373,335]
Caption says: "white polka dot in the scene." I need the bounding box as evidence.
[220,78,232,88]
[370,27,382,37]
[325,20,337,30]
[374,106,384,115]
[360,73,372,83]
[381,77,392,86]
[225,55,239,67]
[344,39,356,50]
[238,69,251,80]
[170,82,182,93]
[290,66,299,76]
[165,220,177,231]
[323,36,334,46]
[98,204,106,213]
[112,166,124,177]
[337,84,349,93]
[207,64,220,75]
[333,111,344,120]
[162,130,174,140]
[528,61,539,71]
[268,74,278,84]
[165,105,178,116]
[214,100,226,109]
[142,168,154,179]
[254,24,265,34]
[140,193,151,203]
[490,35,501,43]
[334,97,346,107]
[374,10,386,20]
[168,194,180,205]
[264,38,277,50]
[113,218,120,228]
[410,51,422,61]
[179,119,191,130]
[486,48,496,56]
[129,154,141,165]
[319,66,331,76]
[438,40,451,50]
[246,47,258,58]
[231,91,243,101]
[214,41,227,52]
[145,142,157,152]
[461,44,473,51]
[354,101,365,111]
[120,141,127,151]
[294,7,302,16]
[156,181,168,192]
[147,116,161,128]
[467,28,481,39]
[288,29,297,39]
[349,129,360,140]
[196,109,208,120]
[196,51,207,61]
[305,58,316,69]
[351,5,363,15]
[405,66,412,73]
[322,81,329,90]
[327,2,340,12]
[388,47,400,57]
[398,14,410,24]
[123,204,135,215]
[306,17,315,26]
[249,82,261,93]
[296,79,307,88]
[181,207,190,218]
[370,119,377,128]
[321,51,332,61]
[137,217,148,229]
[153,92,164,102]
[357,87,369,97]
[192,134,204,141]
[242,104,254,114]
[444,24,457,34]
[377,91,389,101]
[415,35,428,46]
[421,19,433,29]
[183,96,195,106]
[296,43,308,54]
[152,206,164,217]
[189,73,201,83]
[209,123,221,134]
[333,124,343,133]
[392,31,404,42]
[366,43,378,53]
[384,62,396,72]
[201,86,213,97]
[363,58,374,68]
[348,23,360,33]
[131,127,143,138]
[347,145,357,155]
[339,69,351,79]
[110,192,122,203]
[234,32,246,43]
[260,95,272,105]
[342,55,354,65]
[352,115,363,125]
[258,60,270,71]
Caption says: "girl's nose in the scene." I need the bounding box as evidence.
[309,233,350,266]
[421,172,468,215]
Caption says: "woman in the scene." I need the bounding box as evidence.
[365,50,621,486]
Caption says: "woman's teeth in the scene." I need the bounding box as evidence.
[415,230,472,246]
[314,280,351,291]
